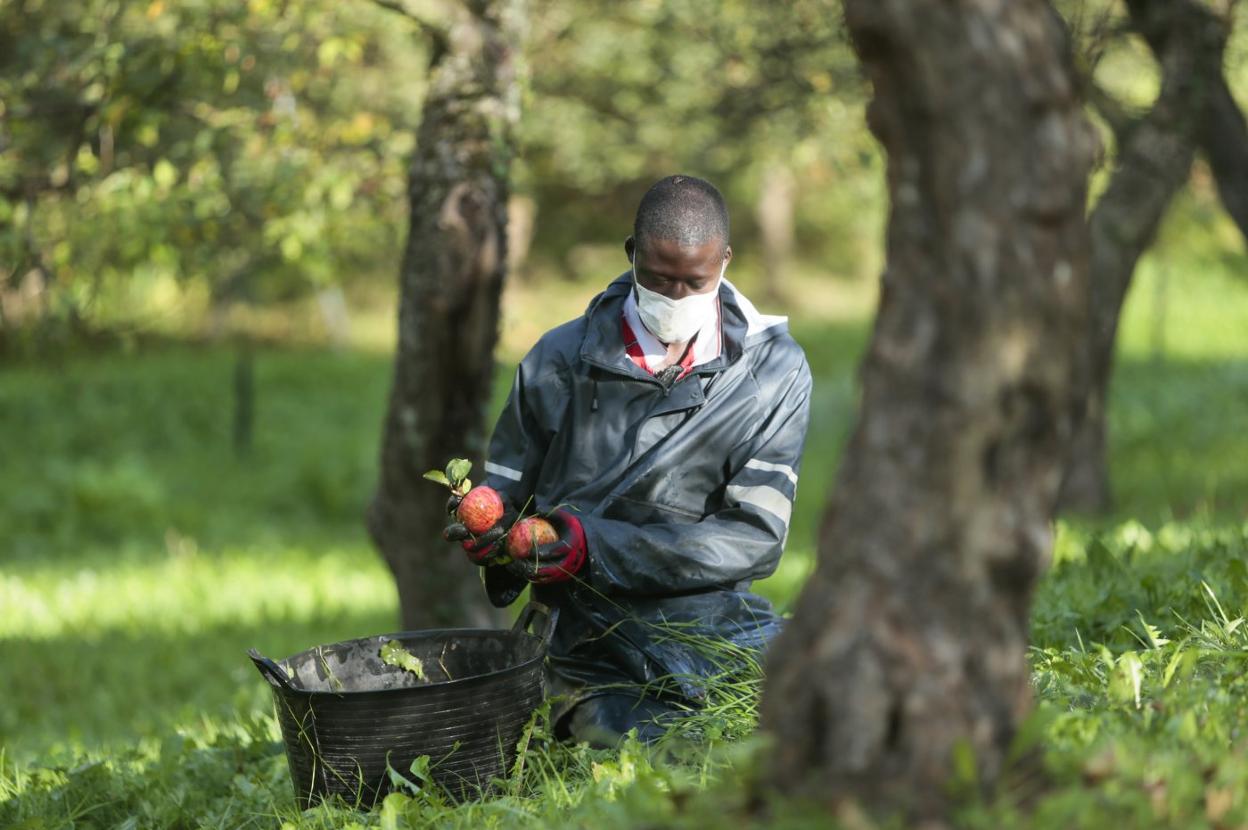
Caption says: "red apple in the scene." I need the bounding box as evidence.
[456,486,505,535]
[506,516,558,559]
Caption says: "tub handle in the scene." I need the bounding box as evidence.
[513,601,559,645]
[248,648,298,692]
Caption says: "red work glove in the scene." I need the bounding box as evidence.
[508,509,587,585]
[442,493,516,566]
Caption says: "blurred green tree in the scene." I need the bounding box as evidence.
[517,0,881,289]
[0,0,424,348]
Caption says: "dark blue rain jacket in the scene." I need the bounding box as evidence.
[480,272,813,710]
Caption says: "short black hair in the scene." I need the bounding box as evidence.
[633,175,730,253]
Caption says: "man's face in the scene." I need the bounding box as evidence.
[626,236,731,301]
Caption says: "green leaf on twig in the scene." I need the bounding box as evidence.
[445,458,472,488]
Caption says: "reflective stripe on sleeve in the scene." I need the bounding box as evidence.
[743,459,799,486]
[726,484,792,527]
[484,460,524,482]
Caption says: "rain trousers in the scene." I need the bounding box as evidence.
[480,272,813,733]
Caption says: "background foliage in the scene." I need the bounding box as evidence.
[0,0,424,347]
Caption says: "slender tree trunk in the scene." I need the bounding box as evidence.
[368,0,520,630]
[233,342,255,458]
[1058,0,1229,513]
[316,285,352,347]
[0,272,10,335]
[1140,0,1248,242]
[507,194,537,280]
[1201,72,1248,238]
[756,162,795,305]
[760,1,1096,820]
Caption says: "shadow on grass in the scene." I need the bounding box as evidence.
[1107,354,1248,521]
[0,611,394,762]
[0,322,871,572]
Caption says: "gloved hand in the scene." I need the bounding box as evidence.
[508,509,587,585]
[443,492,516,566]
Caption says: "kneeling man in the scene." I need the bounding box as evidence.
[446,175,812,745]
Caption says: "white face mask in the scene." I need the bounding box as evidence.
[632,257,726,344]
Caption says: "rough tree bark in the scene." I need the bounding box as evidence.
[1057,0,1230,513]
[368,0,520,630]
[760,0,1097,820]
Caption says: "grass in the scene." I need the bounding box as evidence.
[2,245,1248,827]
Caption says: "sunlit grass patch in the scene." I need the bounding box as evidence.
[0,539,394,641]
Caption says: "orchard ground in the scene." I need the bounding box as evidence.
[2,253,1247,828]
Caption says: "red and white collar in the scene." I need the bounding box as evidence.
[621,288,722,375]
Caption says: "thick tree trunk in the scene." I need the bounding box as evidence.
[368,1,519,630]
[760,0,1097,820]
[1057,0,1229,513]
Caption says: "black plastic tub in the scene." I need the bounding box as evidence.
[248,603,555,809]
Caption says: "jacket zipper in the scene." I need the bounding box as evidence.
[581,355,727,413]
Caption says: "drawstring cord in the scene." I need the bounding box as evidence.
[590,370,599,412]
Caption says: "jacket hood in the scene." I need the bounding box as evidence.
[578,272,790,373]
